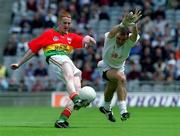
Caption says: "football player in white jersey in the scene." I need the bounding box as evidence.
[98,10,142,122]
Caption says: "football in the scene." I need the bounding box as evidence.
[79,86,96,103]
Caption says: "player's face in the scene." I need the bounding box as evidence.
[116,32,129,45]
[59,17,72,34]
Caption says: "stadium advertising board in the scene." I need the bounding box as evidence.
[51,92,180,107]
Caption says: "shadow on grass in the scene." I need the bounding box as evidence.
[0,125,122,129]
[0,125,53,128]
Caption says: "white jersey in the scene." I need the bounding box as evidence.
[102,32,140,69]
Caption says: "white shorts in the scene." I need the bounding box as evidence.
[48,55,81,83]
[97,60,125,74]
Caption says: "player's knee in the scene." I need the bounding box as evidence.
[78,71,82,77]
[76,84,81,92]
[117,74,126,84]
[64,73,74,81]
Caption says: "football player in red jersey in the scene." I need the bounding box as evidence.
[10,10,96,128]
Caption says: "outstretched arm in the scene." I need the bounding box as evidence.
[108,23,125,39]
[129,10,142,42]
[108,9,142,39]
[10,49,35,70]
[108,12,134,38]
[129,23,139,42]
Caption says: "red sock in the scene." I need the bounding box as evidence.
[69,92,79,102]
[59,108,72,121]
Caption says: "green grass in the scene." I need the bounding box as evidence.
[0,107,180,136]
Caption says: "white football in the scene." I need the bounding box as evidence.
[79,86,96,102]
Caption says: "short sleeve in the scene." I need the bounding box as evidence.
[136,34,140,42]
[28,30,51,53]
[105,32,109,39]
[70,33,83,48]
[104,32,116,44]
[127,34,140,47]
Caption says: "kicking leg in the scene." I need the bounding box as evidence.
[74,74,91,107]
[55,74,82,128]
[61,62,81,105]
[55,63,83,128]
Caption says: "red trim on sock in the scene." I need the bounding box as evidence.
[61,108,72,117]
[69,92,78,100]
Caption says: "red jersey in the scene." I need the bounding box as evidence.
[28,28,84,57]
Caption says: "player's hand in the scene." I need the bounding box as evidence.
[122,12,135,27]
[131,9,142,23]
[84,36,96,47]
[122,10,142,27]
[10,63,20,70]
[89,37,96,46]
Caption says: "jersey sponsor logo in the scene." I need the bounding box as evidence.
[53,36,59,41]
[111,53,118,58]
[67,37,72,44]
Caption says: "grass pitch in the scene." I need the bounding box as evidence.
[0,107,179,136]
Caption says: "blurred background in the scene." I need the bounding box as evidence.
[0,0,179,107]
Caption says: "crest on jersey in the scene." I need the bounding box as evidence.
[53,36,59,41]
[67,37,72,44]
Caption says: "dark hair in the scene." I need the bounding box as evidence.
[119,27,129,35]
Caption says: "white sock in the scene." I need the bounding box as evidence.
[103,101,111,111]
[117,101,127,115]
